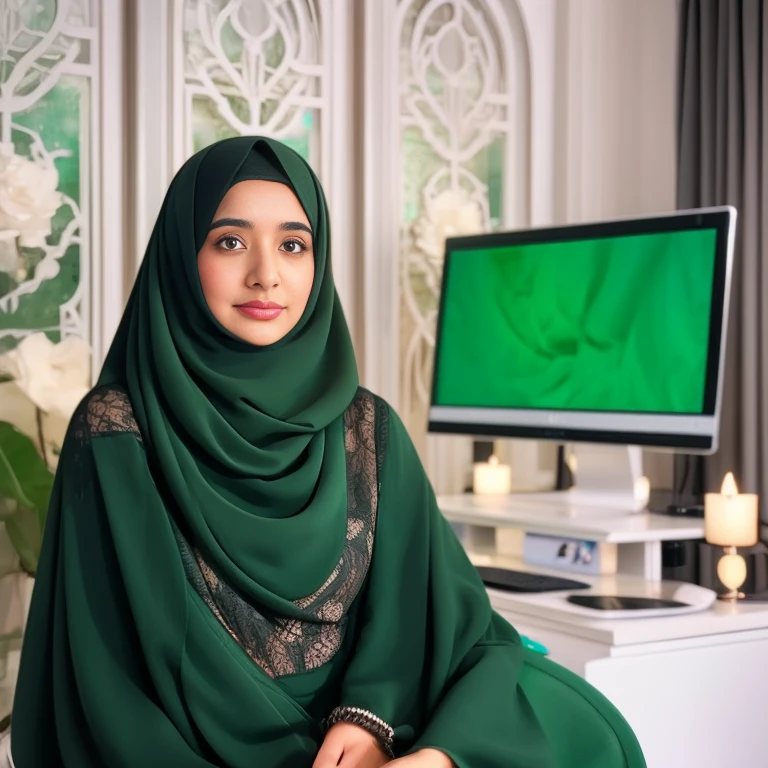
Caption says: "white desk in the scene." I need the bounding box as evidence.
[438,496,765,767]
[439,493,705,581]
[469,551,768,768]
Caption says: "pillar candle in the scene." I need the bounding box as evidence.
[473,455,512,495]
[704,472,758,547]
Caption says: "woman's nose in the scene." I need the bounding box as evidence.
[246,249,280,289]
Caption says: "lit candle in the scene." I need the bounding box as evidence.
[704,472,758,547]
[473,454,512,495]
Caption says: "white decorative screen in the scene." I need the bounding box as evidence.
[0,0,100,353]
[181,0,326,166]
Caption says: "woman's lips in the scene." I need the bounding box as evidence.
[234,301,285,321]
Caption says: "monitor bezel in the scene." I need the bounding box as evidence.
[428,206,736,452]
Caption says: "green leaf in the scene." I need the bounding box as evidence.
[0,420,54,517]
[5,506,41,575]
[0,421,54,573]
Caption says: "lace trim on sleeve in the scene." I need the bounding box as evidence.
[68,385,142,450]
[83,387,142,440]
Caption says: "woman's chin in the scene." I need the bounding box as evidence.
[227,318,292,347]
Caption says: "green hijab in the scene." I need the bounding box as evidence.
[100,137,358,604]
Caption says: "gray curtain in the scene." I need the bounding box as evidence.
[678,0,768,542]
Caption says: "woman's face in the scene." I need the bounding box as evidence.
[198,180,315,346]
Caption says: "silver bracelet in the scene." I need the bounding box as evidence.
[322,705,395,758]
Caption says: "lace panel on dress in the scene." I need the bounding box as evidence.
[74,384,390,680]
[176,388,389,678]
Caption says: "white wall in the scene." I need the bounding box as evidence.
[555,0,679,223]
[554,0,681,490]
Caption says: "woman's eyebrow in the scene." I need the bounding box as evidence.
[279,221,313,236]
[209,217,252,231]
[208,218,312,236]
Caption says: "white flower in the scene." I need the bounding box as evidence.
[0,334,91,468]
[0,333,90,419]
[0,143,62,248]
[412,188,485,265]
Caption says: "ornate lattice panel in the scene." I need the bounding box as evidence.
[181,0,325,164]
[0,0,99,354]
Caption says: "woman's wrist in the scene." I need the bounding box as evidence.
[322,706,395,758]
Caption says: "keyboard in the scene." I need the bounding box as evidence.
[475,566,590,593]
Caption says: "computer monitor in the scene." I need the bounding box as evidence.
[429,207,736,510]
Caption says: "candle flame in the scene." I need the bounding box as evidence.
[721,472,739,496]
[488,454,499,466]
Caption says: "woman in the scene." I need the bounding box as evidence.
[10,137,555,767]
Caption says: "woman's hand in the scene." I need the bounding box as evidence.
[313,722,390,768]
[386,749,455,767]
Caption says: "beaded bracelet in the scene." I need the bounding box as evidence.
[322,705,396,758]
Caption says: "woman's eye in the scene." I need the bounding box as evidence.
[217,236,243,251]
[280,239,307,254]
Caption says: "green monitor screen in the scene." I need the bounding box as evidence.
[429,207,735,451]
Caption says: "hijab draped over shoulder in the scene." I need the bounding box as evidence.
[11,138,555,768]
[102,137,359,603]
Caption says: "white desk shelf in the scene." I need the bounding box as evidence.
[437,493,705,581]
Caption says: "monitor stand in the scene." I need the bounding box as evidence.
[519,444,649,514]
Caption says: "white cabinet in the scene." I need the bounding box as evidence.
[492,586,768,768]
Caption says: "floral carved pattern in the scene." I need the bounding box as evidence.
[0,0,93,351]
[182,0,323,159]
